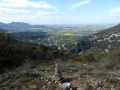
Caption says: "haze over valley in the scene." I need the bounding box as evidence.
[0,0,120,90]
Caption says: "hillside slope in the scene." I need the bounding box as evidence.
[90,24,120,54]
[0,28,65,73]
[0,27,120,90]
[75,24,120,55]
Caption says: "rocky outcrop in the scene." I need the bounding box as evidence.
[71,24,120,54]
[70,39,91,53]
[77,87,86,90]
[77,39,91,52]
[54,64,64,83]
[54,64,72,90]
[59,83,72,90]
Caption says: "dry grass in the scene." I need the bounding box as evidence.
[0,59,120,90]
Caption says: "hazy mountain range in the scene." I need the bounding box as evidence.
[0,22,47,32]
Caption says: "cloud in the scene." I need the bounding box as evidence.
[69,0,91,10]
[0,0,64,23]
[0,8,30,13]
[109,8,120,14]
[0,0,55,9]
[109,8,120,23]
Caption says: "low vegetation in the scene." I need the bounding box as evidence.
[74,52,96,62]
[0,29,66,73]
[97,49,120,69]
[0,24,120,90]
[12,31,47,40]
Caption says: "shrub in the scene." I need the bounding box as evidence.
[74,52,96,62]
[74,56,82,61]
[0,31,67,73]
[82,52,96,62]
[98,49,120,69]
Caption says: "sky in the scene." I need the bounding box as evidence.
[0,0,120,24]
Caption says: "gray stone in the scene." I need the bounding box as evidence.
[77,87,86,90]
[59,82,72,90]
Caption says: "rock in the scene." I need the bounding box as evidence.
[54,64,64,83]
[59,82,72,90]
[42,85,46,89]
[29,85,36,89]
[93,81,98,88]
[111,88,116,90]
[54,64,72,90]
[77,87,86,90]
[77,39,91,52]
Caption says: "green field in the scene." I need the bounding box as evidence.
[13,27,92,50]
[40,27,90,50]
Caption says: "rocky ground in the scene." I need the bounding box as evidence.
[0,59,120,90]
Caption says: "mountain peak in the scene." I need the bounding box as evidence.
[9,22,30,26]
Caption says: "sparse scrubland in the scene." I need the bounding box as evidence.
[0,24,120,90]
[0,56,120,90]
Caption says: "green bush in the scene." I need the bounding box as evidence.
[74,52,96,62]
[74,56,82,61]
[82,52,96,62]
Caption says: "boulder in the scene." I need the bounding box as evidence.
[59,82,72,90]
[77,87,86,90]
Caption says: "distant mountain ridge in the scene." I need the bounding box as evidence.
[8,22,31,27]
[73,24,120,55]
[0,22,47,32]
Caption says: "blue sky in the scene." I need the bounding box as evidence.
[0,0,120,24]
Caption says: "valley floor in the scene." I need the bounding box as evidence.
[0,59,120,90]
